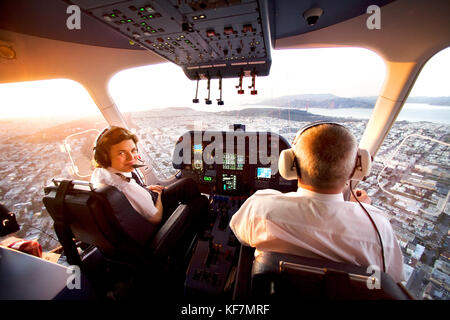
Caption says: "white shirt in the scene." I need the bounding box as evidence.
[90,167,158,221]
[229,188,405,283]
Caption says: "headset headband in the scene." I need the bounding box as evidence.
[279,121,372,181]
[93,126,111,150]
[292,121,346,145]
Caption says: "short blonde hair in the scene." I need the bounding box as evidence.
[294,124,357,189]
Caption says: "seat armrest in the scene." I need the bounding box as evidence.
[232,244,255,300]
[149,204,190,258]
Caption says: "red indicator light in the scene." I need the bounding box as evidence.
[242,24,254,33]
[224,27,234,35]
[206,30,216,37]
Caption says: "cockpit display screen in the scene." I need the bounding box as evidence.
[222,174,237,191]
[257,167,271,179]
[223,153,244,171]
[193,144,203,153]
[236,154,244,171]
[193,144,203,171]
[223,153,236,170]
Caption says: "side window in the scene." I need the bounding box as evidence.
[63,129,102,178]
[368,47,450,300]
[0,79,107,252]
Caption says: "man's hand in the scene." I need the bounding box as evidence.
[350,189,372,204]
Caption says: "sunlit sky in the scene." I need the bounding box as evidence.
[0,47,449,119]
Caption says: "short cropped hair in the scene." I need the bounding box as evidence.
[93,126,139,168]
[294,124,357,190]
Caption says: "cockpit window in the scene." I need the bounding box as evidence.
[0,79,100,119]
[109,48,385,179]
[0,79,107,251]
[359,47,450,300]
[107,47,449,300]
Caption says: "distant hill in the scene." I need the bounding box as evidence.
[406,96,450,106]
[256,94,450,108]
[8,115,108,144]
[8,95,447,145]
[257,94,374,109]
[217,108,346,123]
[131,106,347,124]
[353,96,450,106]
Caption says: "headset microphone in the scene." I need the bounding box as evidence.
[133,156,146,168]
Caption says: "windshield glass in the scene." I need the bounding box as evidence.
[366,47,450,300]
[1,47,448,300]
[109,48,386,179]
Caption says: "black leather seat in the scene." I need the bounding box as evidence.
[42,179,200,270]
[249,251,413,300]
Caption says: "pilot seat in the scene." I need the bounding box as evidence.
[233,248,413,300]
[43,179,205,299]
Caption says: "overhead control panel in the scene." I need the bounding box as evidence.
[69,0,272,80]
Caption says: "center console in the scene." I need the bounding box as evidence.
[174,130,297,296]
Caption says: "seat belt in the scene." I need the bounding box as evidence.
[53,180,82,267]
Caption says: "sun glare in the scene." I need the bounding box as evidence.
[0,79,100,119]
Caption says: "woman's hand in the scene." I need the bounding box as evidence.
[153,188,164,223]
[147,185,166,192]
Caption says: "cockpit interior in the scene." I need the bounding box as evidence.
[0,0,449,311]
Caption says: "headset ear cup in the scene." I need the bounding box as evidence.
[351,148,372,181]
[279,149,299,180]
[93,148,100,164]
[94,147,109,168]
[93,127,111,167]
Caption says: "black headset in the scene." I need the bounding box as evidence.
[278,121,386,273]
[93,126,112,167]
[93,126,146,172]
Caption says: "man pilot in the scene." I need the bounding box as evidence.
[229,122,405,283]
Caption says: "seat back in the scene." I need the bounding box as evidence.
[43,180,158,266]
[251,251,412,300]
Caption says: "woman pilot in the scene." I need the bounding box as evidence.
[90,126,208,230]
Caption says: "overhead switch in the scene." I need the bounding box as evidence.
[224,27,234,35]
[242,24,253,33]
[206,30,216,37]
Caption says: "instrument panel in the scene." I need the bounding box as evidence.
[172,130,297,195]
